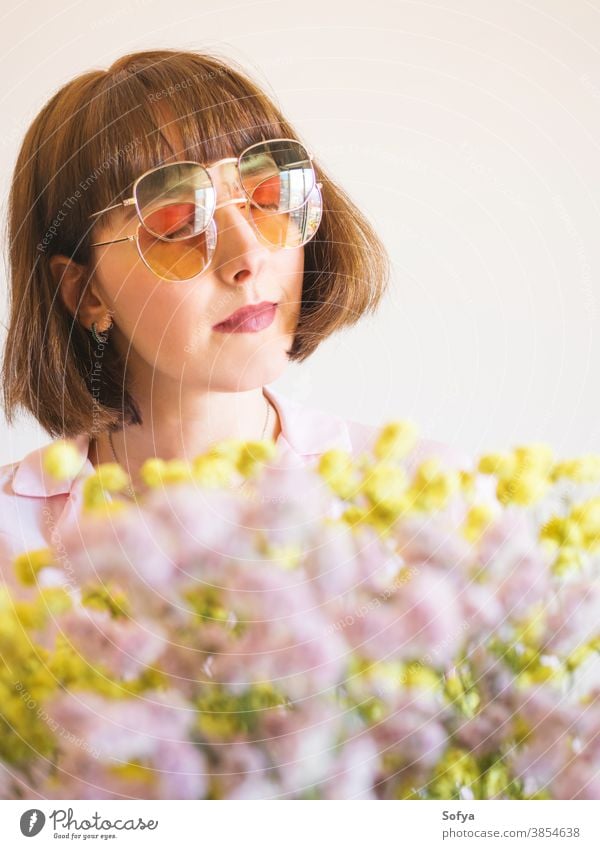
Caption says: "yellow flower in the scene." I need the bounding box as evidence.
[458,470,477,499]
[192,455,236,487]
[478,452,516,477]
[318,449,359,499]
[570,498,600,550]
[400,661,440,692]
[443,669,480,718]
[82,463,132,512]
[81,584,130,618]
[482,762,511,798]
[140,458,168,488]
[42,440,82,480]
[206,439,245,464]
[341,505,369,527]
[518,655,564,686]
[0,625,58,766]
[551,455,600,483]
[409,459,460,512]
[565,641,600,672]
[195,684,286,738]
[551,546,583,576]
[81,481,105,509]
[431,747,480,798]
[236,440,277,478]
[264,542,303,570]
[38,587,72,617]
[496,446,554,506]
[141,458,195,487]
[496,471,549,506]
[94,462,130,491]
[182,586,233,629]
[513,443,555,476]
[162,459,195,484]
[462,503,496,543]
[359,697,385,723]
[540,516,584,548]
[373,420,418,462]
[13,548,55,586]
[47,634,125,696]
[360,463,408,509]
[540,516,565,547]
[514,605,546,647]
[108,760,155,786]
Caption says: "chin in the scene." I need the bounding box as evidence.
[224,351,289,392]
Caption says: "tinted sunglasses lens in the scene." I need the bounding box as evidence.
[239,140,315,213]
[135,163,216,240]
[137,220,217,281]
[250,182,323,248]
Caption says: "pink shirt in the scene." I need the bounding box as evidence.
[0,384,470,561]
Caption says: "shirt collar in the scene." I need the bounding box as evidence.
[10,433,92,498]
[10,384,352,498]
[264,384,352,456]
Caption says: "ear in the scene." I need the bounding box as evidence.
[49,254,111,332]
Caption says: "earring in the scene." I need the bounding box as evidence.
[90,319,113,345]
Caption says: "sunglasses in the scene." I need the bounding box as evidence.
[88,137,323,282]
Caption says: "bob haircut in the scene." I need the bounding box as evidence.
[2,49,390,438]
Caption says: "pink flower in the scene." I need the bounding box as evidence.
[40,690,206,800]
[57,508,176,604]
[210,742,280,799]
[343,565,465,666]
[368,690,449,798]
[545,579,600,656]
[393,512,473,573]
[258,697,347,797]
[320,735,379,799]
[241,465,338,548]
[509,685,591,798]
[476,509,551,618]
[203,564,347,700]
[144,484,247,564]
[58,608,167,680]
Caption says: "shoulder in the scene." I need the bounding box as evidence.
[0,458,35,558]
[0,441,76,557]
[266,384,474,468]
[0,457,24,505]
[340,414,473,471]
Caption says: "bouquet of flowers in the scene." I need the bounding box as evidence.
[1,421,600,800]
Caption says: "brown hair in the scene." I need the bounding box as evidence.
[2,49,390,438]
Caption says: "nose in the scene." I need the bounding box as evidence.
[211,200,270,285]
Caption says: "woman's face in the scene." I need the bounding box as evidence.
[88,158,304,394]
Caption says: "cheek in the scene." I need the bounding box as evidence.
[275,248,304,327]
[108,267,213,358]
[137,289,215,356]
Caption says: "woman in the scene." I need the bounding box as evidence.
[0,48,461,558]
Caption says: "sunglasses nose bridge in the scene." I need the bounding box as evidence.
[205,158,246,210]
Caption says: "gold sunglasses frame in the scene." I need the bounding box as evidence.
[87,136,323,282]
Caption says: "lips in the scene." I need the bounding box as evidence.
[213,301,278,333]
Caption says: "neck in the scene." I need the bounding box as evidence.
[89,381,281,490]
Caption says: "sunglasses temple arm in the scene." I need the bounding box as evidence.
[89,198,136,219]
[89,235,135,248]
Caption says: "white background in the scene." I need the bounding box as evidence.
[1,0,599,465]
